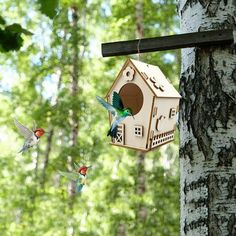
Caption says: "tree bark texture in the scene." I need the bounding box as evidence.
[135,0,148,225]
[41,25,66,189]
[41,73,62,188]
[68,5,79,201]
[178,1,236,235]
[41,129,54,188]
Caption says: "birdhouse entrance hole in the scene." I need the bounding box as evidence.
[119,83,143,115]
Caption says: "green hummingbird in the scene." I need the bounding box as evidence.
[96,91,134,138]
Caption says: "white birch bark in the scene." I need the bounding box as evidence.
[178,0,236,235]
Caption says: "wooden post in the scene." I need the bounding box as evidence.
[101,29,234,57]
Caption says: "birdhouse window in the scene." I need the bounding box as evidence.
[169,108,176,118]
[119,83,143,115]
[114,124,125,145]
[134,125,143,137]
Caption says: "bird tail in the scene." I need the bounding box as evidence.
[18,146,27,153]
[18,142,30,153]
[76,184,84,193]
[107,126,118,138]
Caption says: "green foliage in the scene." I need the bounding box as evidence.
[37,0,59,19]
[0,15,6,25]
[0,21,33,52]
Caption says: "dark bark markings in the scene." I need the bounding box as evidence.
[227,174,236,199]
[180,140,194,163]
[180,49,235,161]
[206,0,221,17]
[181,0,228,17]
[184,217,208,234]
[232,68,236,83]
[227,214,236,236]
[207,174,222,235]
[217,138,236,167]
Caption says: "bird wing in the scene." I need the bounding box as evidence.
[58,171,80,182]
[14,118,34,139]
[32,120,37,131]
[112,91,124,110]
[111,116,126,132]
[73,162,80,170]
[96,96,116,116]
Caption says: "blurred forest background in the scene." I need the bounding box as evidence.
[0,0,180,235]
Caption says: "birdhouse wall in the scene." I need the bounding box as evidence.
[149,97,179,138]
[106,59,181,151]
[107,63,154,151]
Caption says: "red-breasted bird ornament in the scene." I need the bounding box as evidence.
[14,118,46,153]
[78,165,91,176]
[59,163,91,193]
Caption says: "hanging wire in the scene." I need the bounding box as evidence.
[137,38,141,61]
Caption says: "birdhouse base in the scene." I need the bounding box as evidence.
[110,135,174,152]
[110,142,149,152]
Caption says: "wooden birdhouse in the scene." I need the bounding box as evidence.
[106,59,181,152]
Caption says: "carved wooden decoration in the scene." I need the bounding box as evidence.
[106,58,181,152]
[169,108,176,118]
[114,123,125,145]
[123,66,135,81]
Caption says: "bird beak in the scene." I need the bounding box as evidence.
[87,166,92,168]
[132,116,135,120]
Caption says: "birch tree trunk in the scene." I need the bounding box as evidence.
[178,1,236,235]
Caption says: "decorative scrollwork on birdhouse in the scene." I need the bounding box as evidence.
[140,72,148,79]
[152,107,157,117]
[114,123,125,145]
[123,66,135,81]
[156,115,166,131]
[169,108,176,118]
[150,76,164,91]
[154,82,164,91]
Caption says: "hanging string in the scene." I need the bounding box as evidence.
[137,38,141,61]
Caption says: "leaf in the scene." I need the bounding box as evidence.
[0,29,23,52]
[0,23,32,52]
[38,0,59,19]
[0,15,6,25]
[5,23,33,36]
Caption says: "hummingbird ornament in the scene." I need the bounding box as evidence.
[59,163,91,193]
[96,91,134,139]
[14,118,46,153]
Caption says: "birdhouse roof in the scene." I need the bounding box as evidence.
[106,58,181,99]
